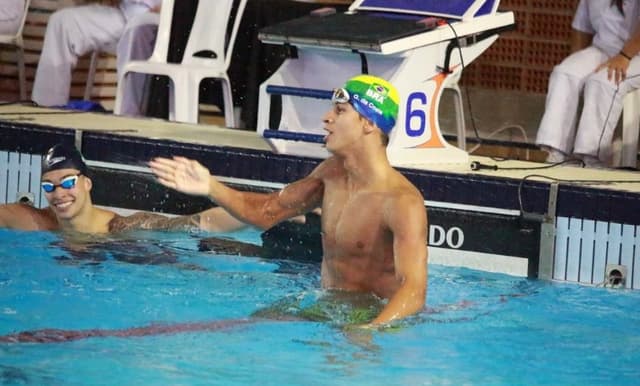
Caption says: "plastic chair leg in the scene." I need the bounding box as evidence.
[17,47,26,101]
[172,75,200,124]
[84,51,99,101]
[114,70,129,115]
[220,77,235,128]
[448,84,466,151]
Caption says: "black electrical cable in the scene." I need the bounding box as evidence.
[470,158,586,171]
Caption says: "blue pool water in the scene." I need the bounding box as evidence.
[1,228,639,385]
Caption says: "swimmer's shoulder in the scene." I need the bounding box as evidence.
[0,203,58,231]
[311,156,345,180]
[391,168,424,199]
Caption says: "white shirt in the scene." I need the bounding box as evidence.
[0,0,25,23]
[120,0,163,20]
[572,0,640,57]
[128,0,163,9]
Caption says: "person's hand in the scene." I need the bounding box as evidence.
[148,156,211,196]
[595,54,631,85]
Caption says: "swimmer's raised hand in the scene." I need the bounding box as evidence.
[149,156,211,196]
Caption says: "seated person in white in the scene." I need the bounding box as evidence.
[535,0,640,167]
[0,0,25,35]
[31,0,160,116]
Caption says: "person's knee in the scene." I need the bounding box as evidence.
[47,8,71,28]
[45,8,76,36]
[584,71,618,92]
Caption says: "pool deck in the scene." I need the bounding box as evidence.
[2,105,639,192]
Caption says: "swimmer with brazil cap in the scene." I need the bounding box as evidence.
[150,74,429,327]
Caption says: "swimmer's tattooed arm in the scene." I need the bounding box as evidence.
[108,212,201,233]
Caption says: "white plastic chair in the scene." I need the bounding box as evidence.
[84,46,116,101]
[0,0,31,100]
[114,0,247,127]
[619,88,640,168]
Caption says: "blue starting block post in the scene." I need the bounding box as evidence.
[257,0,514,169]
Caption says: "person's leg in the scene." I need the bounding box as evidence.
[116,11,159,116]
[31,5,126,106]
[574,56,640,166]
[536,47,607,161]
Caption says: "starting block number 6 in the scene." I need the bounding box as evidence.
[405,92,429,137]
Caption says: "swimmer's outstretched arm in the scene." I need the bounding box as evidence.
[198,207,247,232]
[149,156,323,230]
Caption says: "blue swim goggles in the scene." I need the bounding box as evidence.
[41,174,80,193]
[331,88,350,104]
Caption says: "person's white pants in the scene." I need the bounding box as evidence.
[536,46,640,161]
[31,4,158,116]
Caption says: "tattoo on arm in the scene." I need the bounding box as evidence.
[109,213,200,233]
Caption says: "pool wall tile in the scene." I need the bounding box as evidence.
[553,217,640,289]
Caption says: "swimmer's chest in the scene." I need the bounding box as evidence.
[321,191,388,254]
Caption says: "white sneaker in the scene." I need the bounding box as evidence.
[582,155,607,169]
[545,148,567,163]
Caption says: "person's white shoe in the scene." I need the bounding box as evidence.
[545,148,567,163]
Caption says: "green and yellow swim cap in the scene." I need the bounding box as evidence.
[333,75,400,134]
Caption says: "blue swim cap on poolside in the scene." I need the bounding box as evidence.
[41,144,88,175]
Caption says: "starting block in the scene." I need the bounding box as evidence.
[257,0,515,168]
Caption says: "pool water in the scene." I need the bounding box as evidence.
[1,228,639,385]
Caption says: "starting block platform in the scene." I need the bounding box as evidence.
[257,0,514,169]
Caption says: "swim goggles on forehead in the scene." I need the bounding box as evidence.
[331,88,350,104]
[41,174,80,193]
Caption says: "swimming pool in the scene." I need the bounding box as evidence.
[1,228,639,385]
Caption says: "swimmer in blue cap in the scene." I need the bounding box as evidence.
[151,74,428,328]
[0,144,246,234]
